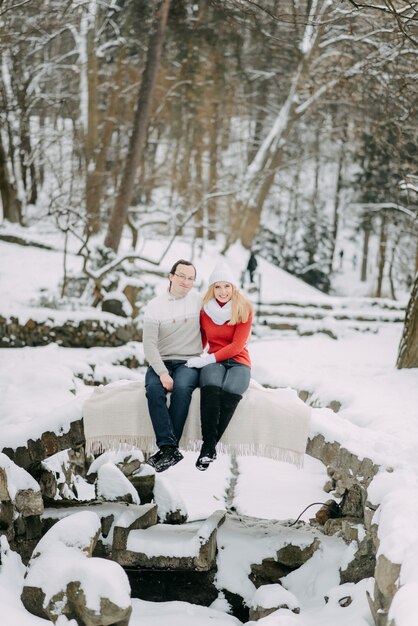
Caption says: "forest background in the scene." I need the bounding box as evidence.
[0,0,417,363]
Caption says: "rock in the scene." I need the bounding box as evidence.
[250,559,291,587]
[96,463,140,504]
[340,534,376,584]
[21,511,132,625]
[101,298,128,318]
[0,314,142,348]
[119,458,142,477]
[87,449,144,483]
[2,420,85,471]
[130,465,155,504]
[0,467,10,500]
[40,449,83,501]
[112,504,158,552]
[249,583,300,620]
[35,467,58,500]
[113,509,225,573]
[153,474,187,524]
[374,554,401,603]
[340,484,364,518]
[15,489,44,517]
[0,453,44,555]
[0,501,14,528]
[250,538,320,588]
[276,537,320,568]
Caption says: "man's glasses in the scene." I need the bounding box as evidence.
[174,273,195,283]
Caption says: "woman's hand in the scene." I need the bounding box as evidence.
[186,353,216,369]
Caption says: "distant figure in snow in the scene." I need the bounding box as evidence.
[352,253,357,270]
[338,249,344,270]
[246,250,258,283]
[186,260,253,471]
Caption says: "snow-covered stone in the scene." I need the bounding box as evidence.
[249,583,300,620]
[96,462,140,505]
[153,473,187,524]
[115,509,226,572]
[21,510,132,625]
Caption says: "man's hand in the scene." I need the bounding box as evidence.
[186,353,216,369]
[160,372,174,391]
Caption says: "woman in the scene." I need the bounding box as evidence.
[187,260,253,470]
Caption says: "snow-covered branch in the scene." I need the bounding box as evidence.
[350,203,418,220]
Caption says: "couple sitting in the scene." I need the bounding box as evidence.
[143,257,253,473]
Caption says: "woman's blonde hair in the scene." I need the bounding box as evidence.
[203,284,254,325]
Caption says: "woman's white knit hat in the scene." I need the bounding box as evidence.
[208,259,237,286]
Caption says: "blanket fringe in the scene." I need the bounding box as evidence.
[85,436,304,468]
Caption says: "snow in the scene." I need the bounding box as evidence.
[25,511,131,613]
[153,473,187,521]
[0,229,416,625]
[0,452,40,499]
[96,462,141,504]
[0,537,49,626]
[234,455,332,522]
[87,448,144,474]
[130,599,242,625]
[127,522,203,557]
[216,515,353,607]
[250,583,299,610]
[156,450,231,521]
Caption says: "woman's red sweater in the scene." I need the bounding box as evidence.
[200,309,252,367]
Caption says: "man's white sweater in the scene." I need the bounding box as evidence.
[143,290,202,375]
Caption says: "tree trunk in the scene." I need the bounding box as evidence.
[86,47,126,234]
[19,112,37,205]
[84,15,100,233]
[207,96,219,240]
[240,126,290,249]
[237,0,330,249]
[194,131,204,239]
[415,237,418,273]
[397,272,418,368]
[328,122,347,274]
[361,216,371,282]
[375,212,387,297]
[104,0,172,252]
[0,133,22,223]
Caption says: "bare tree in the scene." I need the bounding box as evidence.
[225,0,417,249]
[104,0,172,253]
[0,132,22,223]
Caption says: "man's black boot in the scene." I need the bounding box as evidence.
[154,445,183,472]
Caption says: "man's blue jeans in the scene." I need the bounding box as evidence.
[145,360,199,448]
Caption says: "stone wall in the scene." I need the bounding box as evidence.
[0,315,142,348]
[0,402,402,625]
[307,433,402,626]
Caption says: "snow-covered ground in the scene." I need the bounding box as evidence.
[0,227,416,625]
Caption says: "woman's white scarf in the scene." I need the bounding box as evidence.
[204,298,232,325]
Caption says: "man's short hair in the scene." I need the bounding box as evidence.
[169,259,196,278]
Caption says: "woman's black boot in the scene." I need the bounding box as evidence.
[196,385,221,470]
[217,390,242,441]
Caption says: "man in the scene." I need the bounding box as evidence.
[143,259,202,472]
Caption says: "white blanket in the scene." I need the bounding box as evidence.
[83,379,311,467]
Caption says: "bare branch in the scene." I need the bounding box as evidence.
[0,0,33,17]
[350,202,418,221]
